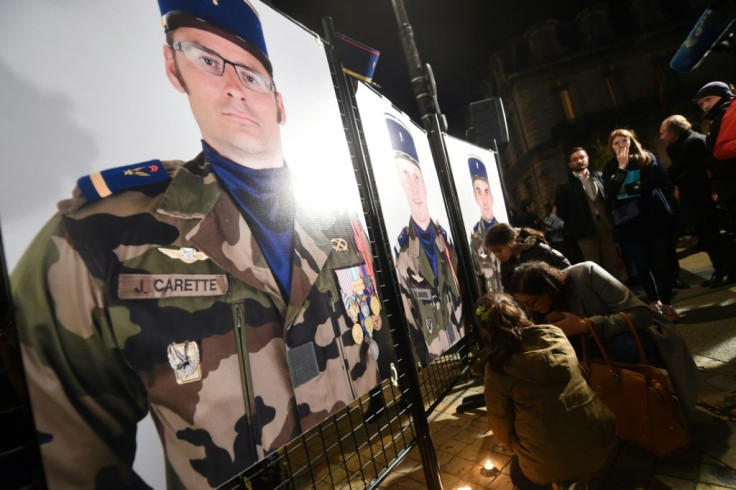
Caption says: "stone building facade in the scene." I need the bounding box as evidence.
[473,0,736,217]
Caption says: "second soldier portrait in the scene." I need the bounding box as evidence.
[356,86,465,367]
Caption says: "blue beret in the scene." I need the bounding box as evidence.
[336,33,380,83]
[385,114,419,166]
[158,0,272,75]
[694,81,734,101]
[468,156,488,183]
[77,160,170,202]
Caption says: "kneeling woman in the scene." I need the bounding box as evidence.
[507,261,700,421]
[477,293,617,489]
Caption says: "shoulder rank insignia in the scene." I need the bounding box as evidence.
[394,226,410,258]
[158,247,209,264]
[77,160,170,202]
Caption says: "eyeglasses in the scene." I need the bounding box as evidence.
[517,293,543,311]
[170,41,276,94]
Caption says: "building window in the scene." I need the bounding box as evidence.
[558,89,575,122]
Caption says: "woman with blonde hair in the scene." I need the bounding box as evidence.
[603,128,678,321]
[477,292,617,489]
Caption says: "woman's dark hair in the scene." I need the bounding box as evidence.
[484,222,546,249]
[506,261,568,296]
[475,292,532,372]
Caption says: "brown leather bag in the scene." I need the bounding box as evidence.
[581,313,690,457]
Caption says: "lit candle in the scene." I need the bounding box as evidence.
[484,460,494,471]
[457,487,472,490]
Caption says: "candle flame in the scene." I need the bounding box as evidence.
[484,460,494,470]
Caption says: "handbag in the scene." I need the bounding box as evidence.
[611,199,641,225]
[580,313,690,457]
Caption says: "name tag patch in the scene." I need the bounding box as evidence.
[412,288,432,301]
[118,274,228,299]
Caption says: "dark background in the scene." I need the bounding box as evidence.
[267,0,701,138]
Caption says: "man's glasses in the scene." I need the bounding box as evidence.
[170,41,276,94]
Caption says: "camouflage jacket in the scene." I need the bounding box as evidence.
[469,219,503,295]
[13,154,393,489]
[393,219,463,367]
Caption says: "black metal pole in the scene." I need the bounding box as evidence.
[322,16,443,490]
[389,0,481,318]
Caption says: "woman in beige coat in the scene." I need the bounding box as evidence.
[478,293,617,489]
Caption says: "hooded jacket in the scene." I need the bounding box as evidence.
[484,324,616,485]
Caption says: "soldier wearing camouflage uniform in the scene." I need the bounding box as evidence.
[467,156,503,294]
[387,115,464,367]
[12,2,393,488]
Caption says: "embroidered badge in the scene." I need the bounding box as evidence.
[158,247,210,264]
[425,318,434,334]
[330,238,349,252]
[167,341,202,384]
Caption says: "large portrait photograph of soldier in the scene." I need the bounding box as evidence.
[0,1,395,488]
[354,83,464,368]
[444,135,509,295]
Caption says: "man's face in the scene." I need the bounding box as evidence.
[697,95,722,113]
[396,156,430,229]
[164,27,286,167]
[568,149,589,172]
[659,123,677,145]
[473,178,494,221]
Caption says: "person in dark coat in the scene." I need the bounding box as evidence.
[695,81,736,286]
[603,128,679,322]
[485,223,570,291]
[514,198,544,231]
[555,147,620,278]
[660,114,736,287]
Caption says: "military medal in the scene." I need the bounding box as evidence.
[370,294,381,315]
[352,323,364,344]
[360,300,371,318]
[364,316,374,336]
[368,340,379,360]
[372,314,382,330]
[167,341,202,384]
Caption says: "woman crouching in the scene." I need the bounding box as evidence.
[477,293,617,489]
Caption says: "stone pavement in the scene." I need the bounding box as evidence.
[381,239,736,489]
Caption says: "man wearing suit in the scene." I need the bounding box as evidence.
[555,147,621,279]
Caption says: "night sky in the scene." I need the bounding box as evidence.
[267,0,707,139]
[268,0,593,137]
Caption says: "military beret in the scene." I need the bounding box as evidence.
[335,33,380,83]
[77,160,170,202]
[468,156,488,184]
[158,0,272,75]
[694,81,734,101]
[385,114,420,166]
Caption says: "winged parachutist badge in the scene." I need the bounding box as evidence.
[158,247,209,264]
[167,341,202,384]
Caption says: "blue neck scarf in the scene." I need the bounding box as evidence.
[204,142,295,297]
[480,217,498,230]
[414,219,438,280]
